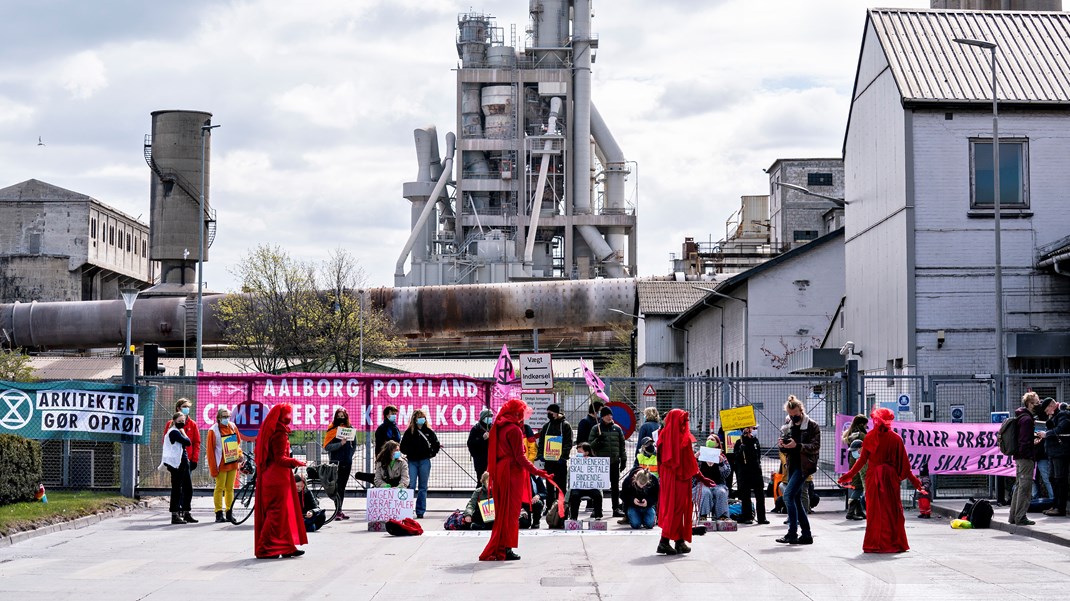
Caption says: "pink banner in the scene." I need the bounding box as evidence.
[833,414,1015,477]
[580,358,609,403]
[196,373,490,433]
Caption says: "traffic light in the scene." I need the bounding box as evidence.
[143,343,166,376]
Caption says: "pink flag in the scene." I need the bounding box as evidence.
[492,344,519,404]
[580,357,609,403]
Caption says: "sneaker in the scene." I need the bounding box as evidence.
[793,534,813,545]
[336,512,349,520]
[775,534,798,544]
[1018,519,1036,526]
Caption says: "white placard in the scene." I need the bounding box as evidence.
[523,393,555,431]
[519,353,554,390]
[569,456,610,490]
[698,447,722,464]
[366,487,416,522]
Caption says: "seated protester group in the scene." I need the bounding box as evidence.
[621,465,659,529]
[694,435,732,520]
[373,440,410,488]
[295,474,326,532]
[568,442,605,520]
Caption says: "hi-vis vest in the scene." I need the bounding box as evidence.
[159,427,186,469]
[637,452,658,475]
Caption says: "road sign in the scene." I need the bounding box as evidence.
[519,353,554,390]
[950,404,965,424]
[523,392,555,430]
[642,384,656,397]
[898,394,911,411]
[605,401,637,439]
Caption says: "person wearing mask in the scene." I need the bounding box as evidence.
[635,408,661,467]
[695,435,731,520]
[159,411,195,525]
[636,437,659,476]
[777,395,821,545]
[468,409,494,481]
[163,398,201,475]
[295,474,326,533]
[1009,392,1041,526]
[537,403,573,498]
[400,408,440,519]
[324,408,365,520]
[478,398,554,561]
[621,466,659,529]
[576,400,604,445]
[657,409,716,556]
[842,414,869,521]
[1036,397,1070,516]
[206,407,242,523]
[838,408,924,553]
[733,426,768,525]
[373,440,410,488]
[254,403,307,559]
[589,406,627,518]
[568,442,605,520]
[521,423,546,529]
[374,405,401,457]
[463,472,494,530]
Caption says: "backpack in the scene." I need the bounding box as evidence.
[998,415,1019,457]
[385,518,424,536]
[545,499,565,529]
[443,510,465,531]
[315,462,340,497]
[960,498,993,529]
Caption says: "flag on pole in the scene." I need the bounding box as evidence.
[492,344,520,403]
[580,357,609,403]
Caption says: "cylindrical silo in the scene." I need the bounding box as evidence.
[486,46,517,69]
[148,110,213,286]
[481,86,514,139]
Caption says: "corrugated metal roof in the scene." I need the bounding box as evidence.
[637,280,711,315]
[870,8,1070,104]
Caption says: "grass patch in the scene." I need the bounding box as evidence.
[0,491,140,537]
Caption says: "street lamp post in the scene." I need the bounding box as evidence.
[178,304,187,376]
[954,37,1004,410]
[772,181,846,207]
[119,287,140,499]
[197,121,220,374]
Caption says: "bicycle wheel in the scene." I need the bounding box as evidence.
[231,481,256,525]
[309,479,341,525]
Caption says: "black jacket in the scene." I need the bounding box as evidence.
[589,421,626,462]
[1043,408,1070,458]
[467,423,490,461]
[732,435,763,479]
[401,426,441,461]
[537,417,574,462]
[374,420,401,456]
[1014,407,1037,461]
[621,466,659,510]
[576,415,599,445]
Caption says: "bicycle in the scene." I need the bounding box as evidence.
[305,463,342,525]
[230,451,257,525]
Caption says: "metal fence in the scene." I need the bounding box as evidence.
[34,372,1070,500]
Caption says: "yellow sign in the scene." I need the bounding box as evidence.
[719,406,757,431]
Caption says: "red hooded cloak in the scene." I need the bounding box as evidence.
[254,403,308,558]
[839,408,923,553]
[479,399,552,561]
[657,409,702,542]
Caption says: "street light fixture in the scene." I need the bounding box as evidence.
[118,286,139,499]
[120,287,140,356]
[773,182,846,207]
[197,120,221,375]
[954,36,1004,409]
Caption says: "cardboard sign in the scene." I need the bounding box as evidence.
[221,433,242,464]
[698,447,723,464]
[365,487,416,522]
[519,353,554,390]
[336,426,356,441]
[719,405,757,431]
[544,435,563,462]
[569,456,610,490]
[478,498,496,522]
[724,429,742,452]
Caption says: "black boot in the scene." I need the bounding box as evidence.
[846,501,862,521]
[656,537,677,555]
[215,511,226,523]
[674,540,691,554]
[183,512,199,523]
[225,509,236,524]
[171,512,186,525]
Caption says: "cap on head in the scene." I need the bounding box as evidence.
[599,406,613,418]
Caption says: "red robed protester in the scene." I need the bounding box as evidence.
[479,399,555,561]
[254,403,308,559]
[838,408,924,554]
[656,409,715,555]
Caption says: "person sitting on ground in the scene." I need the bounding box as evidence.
[622,466,659,529]
[694,435,731,520]
[373,441,410,488]
[568,443,605,520]
[463,472,494,530]
[295,473,326,533]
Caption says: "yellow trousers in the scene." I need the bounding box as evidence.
[213,469,237,512]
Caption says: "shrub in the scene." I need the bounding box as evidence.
[0,434,42,505]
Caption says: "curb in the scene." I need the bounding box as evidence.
[931,502,1070,549]
[0,500,152,549]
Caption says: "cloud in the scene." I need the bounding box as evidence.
[58,51,108,99]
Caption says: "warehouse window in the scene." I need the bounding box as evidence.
[793,230,818,242]
[109,226,115,245]
[142,239,147,257]
[971,138,1028,209]
[90,218,97,238]
[126,232,132,252]
[807,172,833,186]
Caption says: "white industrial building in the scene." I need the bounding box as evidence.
[842,6,1070,387]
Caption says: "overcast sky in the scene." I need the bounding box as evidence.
[0,0,931,291]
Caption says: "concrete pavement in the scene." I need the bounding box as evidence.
[2,495,1070,601]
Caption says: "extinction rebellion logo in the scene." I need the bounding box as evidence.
[0,389,33,430]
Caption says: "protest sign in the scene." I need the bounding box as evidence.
[523,393,555,431]
[719,405,757,431]
[221,433,242,464]
[0,381,155,444]
[833,413,1015,476]
[569,456,610,489]
[543,435,563,462]
[366,487,416,522]
[698,447,723,464]
[336,426,356,441]
[478,498,496,522]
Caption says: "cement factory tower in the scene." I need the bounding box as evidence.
[396,1,637,286]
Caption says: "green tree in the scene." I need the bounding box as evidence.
[218,245,405,373]
[0,348,35,382]
[601,323,634,378]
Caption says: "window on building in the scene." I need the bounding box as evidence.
[807,172,833,186]
[793,230,819,242]
[971,139,1028,209]
[126,232,131,252]
[142,239,147,257]
[109,226,115,245]
[90,218,97,238]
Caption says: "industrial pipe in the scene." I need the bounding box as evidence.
[523,96,562,269]
[396,132,456,279]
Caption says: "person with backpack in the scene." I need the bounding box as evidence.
[1036,397,1070,516]
[400,408,440,519]
[838,407,924,553]
[1009,392,1042,526]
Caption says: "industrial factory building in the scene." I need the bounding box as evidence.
[0,179,153,304]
